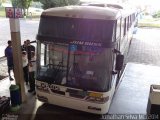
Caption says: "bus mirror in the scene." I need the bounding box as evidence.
[115,54,124,71]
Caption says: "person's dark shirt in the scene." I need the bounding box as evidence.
[21,44,27,51]
[5,46,13,66]
[27,45,35,61]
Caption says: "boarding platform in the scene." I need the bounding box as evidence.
[34,63,160,120]
[1,63,160,120]
[109,62,160,114]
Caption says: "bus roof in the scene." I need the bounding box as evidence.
[82,3,124,9]
[42,6,121,20]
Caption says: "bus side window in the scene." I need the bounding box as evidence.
[121,18,125,39]
[116,19,121,40]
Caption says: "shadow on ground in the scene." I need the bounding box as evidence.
[34,103,102,120]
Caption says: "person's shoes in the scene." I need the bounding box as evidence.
[9,77,14,81]
[28,89,34,93]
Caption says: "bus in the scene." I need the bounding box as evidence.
[35,5,137,114]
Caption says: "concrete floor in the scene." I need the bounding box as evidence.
[1,28,160,120]
[33,63,160,120]
[109,63,160,114]
[1,62,160,120]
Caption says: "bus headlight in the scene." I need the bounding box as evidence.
[86,96,109,103]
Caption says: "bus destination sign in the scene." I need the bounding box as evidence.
[70,41,102,47]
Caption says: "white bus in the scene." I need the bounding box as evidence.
[35,6,137,114]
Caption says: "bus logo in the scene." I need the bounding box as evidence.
[49,84,60,91]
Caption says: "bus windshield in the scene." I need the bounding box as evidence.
[37,42,111,92]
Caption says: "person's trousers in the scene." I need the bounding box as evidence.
[23,66,28,83]
[29,71,35,91]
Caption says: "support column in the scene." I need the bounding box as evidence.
[9,18,27,102]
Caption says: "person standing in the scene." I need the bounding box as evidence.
[28,51,36,94]
[26,39,35,61]
[5,40,14,80]
[22,51,29,85]
[21,40,27,51]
